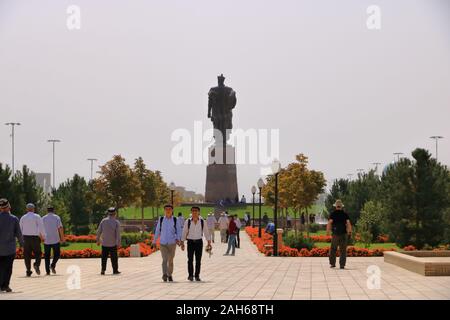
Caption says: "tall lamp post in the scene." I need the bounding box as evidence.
[5,122,21,174]
[169,182,176,207]
[271,159,281,257]
[47,139,61,189]
[257,178,264,238]
[87,158,98,181]
[393,152,403,162]
[251,186,256,227]
[430,136,444,161]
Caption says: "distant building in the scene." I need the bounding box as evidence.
[34,173,52,194]
[174,185,205,203]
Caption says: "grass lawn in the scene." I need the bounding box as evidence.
[60,243,101,251]
[120,204,325,220]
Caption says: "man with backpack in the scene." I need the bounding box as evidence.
[181,206,211,281]
[153,204,182,282]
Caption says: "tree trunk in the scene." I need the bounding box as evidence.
[306,207,309,238]
[294,208,298,238]
[141,206,145,232]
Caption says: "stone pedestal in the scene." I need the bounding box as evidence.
[205,144,238,203]
[130,244,141,257]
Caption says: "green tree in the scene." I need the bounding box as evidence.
[380,148,450,248]
[53,174,90,234]
[94,155,139,212]
[133,157,157,230]
[356,200,385,248]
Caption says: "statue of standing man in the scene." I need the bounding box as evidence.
[208,74,237,146]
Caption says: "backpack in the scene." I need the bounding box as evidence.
[186,218,204,237]
[159,216,177,234]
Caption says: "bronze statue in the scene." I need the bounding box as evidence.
[208,74,237,145]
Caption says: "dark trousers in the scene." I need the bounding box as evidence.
[235,229,240,248]
[44,243,61,274]
[101,246,118,272]
[0,255,15,289]
[329,234,348,267]
[187,239,203,277]
[23,235,42,271]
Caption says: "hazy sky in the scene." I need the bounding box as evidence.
[1,0,449,199]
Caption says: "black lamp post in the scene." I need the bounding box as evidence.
[251,186,256,227]
[257,178,264,238]
[169,182,176,207]
[271,159,281,257]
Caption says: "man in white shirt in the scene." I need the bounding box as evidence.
[19,203,46,277]
[181,206,211,281]
[217,213,229,243]
[42,206,65,275]
[206,213,217,243]
[234,214,242,248]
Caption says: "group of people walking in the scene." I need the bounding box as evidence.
[0,199,65,292]
[0,196,352,293]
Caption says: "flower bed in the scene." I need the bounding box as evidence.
[64,235,97,243]
[15,234,158,259]
[245,227,395,257]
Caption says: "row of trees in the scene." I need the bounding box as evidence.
[0,155,177,235]
[261,154,327,237]
[325,148,450,249]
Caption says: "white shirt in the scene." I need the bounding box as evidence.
[235,218,242,228]
[182,218,211,241]
[218,216,229,229]
[42,213,63,245]
[20,212,46,238]
[206,216,217,229]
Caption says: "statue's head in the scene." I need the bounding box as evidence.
[218,74,225,86]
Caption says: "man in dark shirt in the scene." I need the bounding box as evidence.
[0,198,24,292]
[326,199,352,269]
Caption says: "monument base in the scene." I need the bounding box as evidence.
[205,163,238,204]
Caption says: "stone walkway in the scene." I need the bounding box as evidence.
[2,231,450,300]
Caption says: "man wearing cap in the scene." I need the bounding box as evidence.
[152,204,182,282]
[19,203,46,277]
[327,199,352,269]
[217,212,228,243]
[181,206,211,281]
[206,213,217,243]
[0,199,23,292]
[42,206,65,275]
[96,207,121,275]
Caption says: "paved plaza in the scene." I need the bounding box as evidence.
[2,232,450,300]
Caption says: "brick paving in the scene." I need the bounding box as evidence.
[2,231,450,300]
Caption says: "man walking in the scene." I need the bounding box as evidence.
[217,213,228,243]
[96,207,121,275]
[42,206,65,275]
[224,215,238,256]
[327,199,352,269]
[206,213,217,243]
[234,214,241,248]
[20,203,46,277]
[181,206,211,281]
[177,212,185,233]
[153,204,182,282]
[0,199,23,292]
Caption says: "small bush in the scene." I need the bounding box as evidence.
[308,223,320,233]
[283,234,315,251]
[121,232,149,247]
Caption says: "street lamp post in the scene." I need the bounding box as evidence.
[251,186,256,227]
[47,139,61,189]
[372,162,381,175]
[271,159,281,257]
[430,136,444,161]
[257,178,264,238]
[393,152,403,162]
[169,182,176,207]
[87,158,98,181]
[5,122,21,174]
